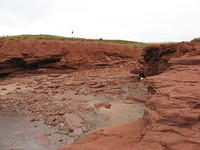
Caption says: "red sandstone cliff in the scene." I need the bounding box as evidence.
[132,41,200,150]
[1,38,199,150]
[0,38,142,76]
[59,41,200,150]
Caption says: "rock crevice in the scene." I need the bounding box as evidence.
[132,42,200,150]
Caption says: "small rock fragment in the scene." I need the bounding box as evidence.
[94,102,112,109]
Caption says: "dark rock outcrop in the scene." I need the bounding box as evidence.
[140,42,199,76]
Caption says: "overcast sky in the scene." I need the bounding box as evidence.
[0,0,199,42]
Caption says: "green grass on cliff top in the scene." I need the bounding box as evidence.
[0,34,149,46]
[192,37,200,41]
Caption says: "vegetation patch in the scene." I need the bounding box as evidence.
[192,37,200,42]
[0,34,149,46]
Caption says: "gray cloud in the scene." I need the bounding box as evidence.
[0,0,54,25]
[0,0,200,42]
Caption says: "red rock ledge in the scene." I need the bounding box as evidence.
[58,41,200,150]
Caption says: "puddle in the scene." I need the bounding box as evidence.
[96,103,144,128]
[78,101,144,133]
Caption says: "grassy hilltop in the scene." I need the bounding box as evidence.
[0,34,149,46]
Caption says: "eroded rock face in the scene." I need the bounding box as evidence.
[132,42,200,149]
[140,42,200,76]
[0,38,142,76]
[1,38,200,150]
[58,119,146,150]
[60,41,200,150]
[133,56,200,150]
